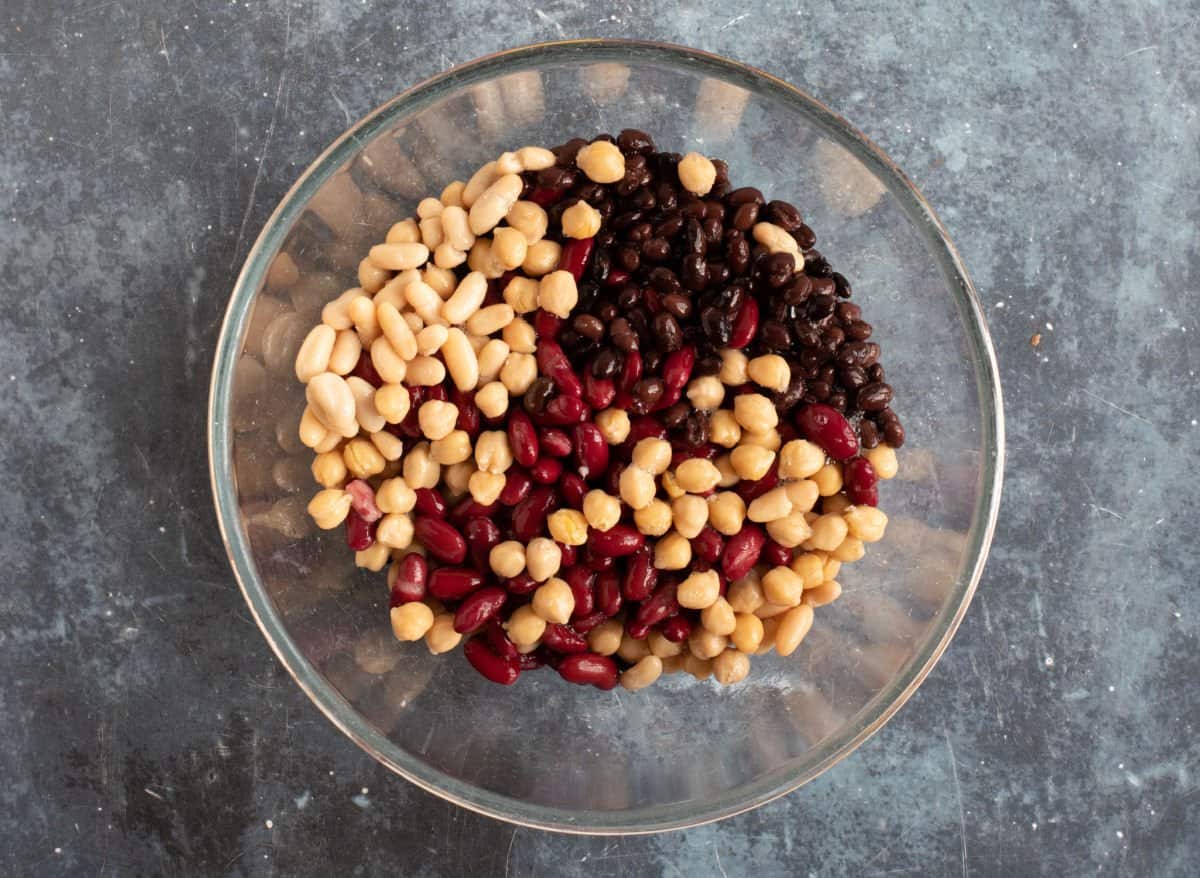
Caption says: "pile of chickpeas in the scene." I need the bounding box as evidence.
[293,137,899,691]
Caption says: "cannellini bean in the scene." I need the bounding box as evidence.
[346,376,386,434]
[404,280,446,326]
[419,216,444,249]
[328,329,362,375]
[299,407,329,449]
[621,655,663,691]
[516,146,555,170]
[369,336,407,384]
[752,222,801,256]
[461,161,497,208]
[441,272,488,325]
[416,324,449,356]
[440,180,465,206]
[439,205,475,252]
[368,242,429,271]
[406,355,447,387]
[466,304,515,337]
[376,302,418,361]
[433,243,467,269]
[775,604,814,656]
[348,295,381,344]
[476,339,510,384]
[369,430,404,462]
[322,287,368,331]
[306,372,358,438]
[804,580,842,607]
[441,328,479,391]
[385,218,420,243]
[295,324,336,383]
[468,174,523,235]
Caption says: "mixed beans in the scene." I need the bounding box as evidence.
[294,131,902,691]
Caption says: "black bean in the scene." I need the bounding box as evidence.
[807,379,831,400]
[809,276,836,297]
[836,302,862,323]
[681,254,708,291]
[805,253,833,277]
[538,166,576,190]
[616,286,641,310]
[577,183,607,204]
[661,401,690,428]
[523,377,555,414]
[727,186,764,206]
[633,377,665,406]
[702,217,723,246]
[588,249,611,285]
[727,234,750,274]
[631,188,656,211]
[648,267,681,294]
[706,261,731,287]
[616,246,641,272]
[573,314,605,340]
[832,272,852,298]
[683,411,710,447]
[827,391,848,412]
[882,419,905,448]
[867,363,886,382]
[598,303,619,322]
[611,210,644,232]
[627,222,653,243]
[700,306,733,345]
[822,326,846,350]
[859,419,880,449]
[839,365,868,390]
[641,237,670,262]
[808,294,836,320]
[684,218,706,254]
[682,198,707,220]
[610,318,638,352]
[655,182,678,211]
[703,202,726,224]
[656,212,684,239]
[773,374,807,412]
[643,349,663,372]
[759,320,792,351]
[794,223,816,250]
[845,321,873,341]
[653,312,683,352]
[553,138,588,166]
[763,252,795,288]
[818,365,836,385]
[694,355,722,377]
[731,201,759,231]
[591,348,621,379]
[856,382,893,411]
[766,200,803,231]
[661,294,692,319]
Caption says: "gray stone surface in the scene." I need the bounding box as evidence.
[1,1,1197,875]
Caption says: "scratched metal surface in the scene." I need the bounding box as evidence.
[1,1,1197,875]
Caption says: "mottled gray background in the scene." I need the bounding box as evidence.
[1,0,1197,875]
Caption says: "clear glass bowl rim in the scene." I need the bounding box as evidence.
[207,38,1005,834]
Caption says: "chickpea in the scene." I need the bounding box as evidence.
[701,596,737,636]
[442,461,474,498]
[807,513,849,552]
[475,381,510,419]
[521,239,562,276]
[418,400,459,441]
[532,576,574,624]
[747,486,794,523]
[730,613,765,653]
[491,227,528,271]
[741,428,782,453]
[468,470,505,505]
[344,437,386,479]
[487,540,526,578]
[731,444,775,481]
[831,536,865,562]
[688,627,727,660]
[747,354,790,392]
[587,619,624,656]
[671,494,709,539]
[377,513,414,550]
[821,554,842,583]
[762,566,804,606]
[766,510,813,548]
[582,491,622,532]
[501,277,539,315]
[677,569,721,609]
[733,393,778,432]
[631,437,672,475]
[355,541,390,572]
[403,442,440,489]
[823,493,852,515]
[375,477,416,514]
[525,537,562,582]
[647,629,683,658]
[844,505,889,542]
[390,601,435,641]
[659,470,686,500]
[686,375,725,411]
[561,200,602,239]
[424,612,462,654]
[707,491,746,536]
[712,648,750,685]
[374,384,411,425]
[775,604,814,656]
[307,488,351,529]
[714,454,739,488]
[595,408,631,444]
[575,140,625,183]
[538,270,578,318]
[719,348,749,385]
[674,459,722,493]
[709,409,742,448]
[683,653,713,681]
[653,531,693,571]
[677,152,717,195]
[785,479,820,513]
[727,573,765,614]
[311,450,348,488]
[474,430,513,474]
[621,655,663,691]
[505,604,546,646]
[502,316,537,353]
[633,498,673,536]
[506,200,549,244]
[619,465,658,510]
[790,553,825,588]
[430,430,472,465]
[547,509,589,546]
[866,444,899,480]
[499,352,537,394]
[812,462,844,496]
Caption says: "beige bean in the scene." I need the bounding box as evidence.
[688,627,727,660]
[403,279,446,326]
[495,151,522,175]
[372,271,416,312]
[403,442,440,489]
[506,200,548,243]
[476,339,510,383]
[516,146,555,170]
[461,161,497,208]
[405,355,446,387]
[439,180,465,207]
[438,204,475,252]
[373,303,417,363]
[621,655,663,691]
[491,226,528,270]
[617,633,652,664]
[730,613,764,652]
[416,197,444,219]
[674,459,722,493]
[415,324,449,357]
[466,238,503,279]
[532,576,574,623]
[306,372,358,437]
[727,573,765,614]
[683,654,713,680]
[348,295,381,344]
[441,272,487,325]
[295,324,337,382]
[588,619,624,656]
[441,328,479,392]
[747,486,793,522]
[377,512,415,549]
[844,505,888,542]
[804,580,842,608]
[505,604,545,646]
[499,352,537,394]
[328,330,362,376]
[583,490,622,532]
[775,604,814,656]
[538,270,578,318]
[466,304,515,337]
[425,612,462,654]
[678,569,721,609]
[701,597,737,636]
[345,375,386,434]
[391,602,434,641]
[307,488,351,529]
[671,494,709,539]
[547,508,589,546]
[469,173,523,235]
[521,239,561,276]
[422,265,457,300]
[575,140,625,183]
[619,465,657,510]
[376,477,416,514]
[321,287,368,331]
[385,218,420,243]
[368,242,429,271]
[633,498,672,536]
[374,383,411,424]
[712,649,750,685]
[417,400,459,441]
[595,408,631,444]
[475,381,509,419]
[677,151,716,195]
[647,629,683,658]
[313,430,343,454]
[369,430,404,462]
[343,437,386,479]
[561,200,602,239]
[418,216,444,249]
[433,243,466,270]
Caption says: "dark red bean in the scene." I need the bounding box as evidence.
[529,186,565,207]
[539,395,589,426]
[628,580,679,639]
[625,416,668,449]
[345,510,376,551]
[563,565,597,619]
[344,479,383,524]
[844,457,880,507]
[533,309,563,340]
[413,516,467,564]
[584,547,616,571]
[722,525,766,581]
[536,340,584,398]
[795,403,859,460]
[661,346,695,393]
[449,497,500,526]
[596,570,623,617]
[505,572,539,595]
[583,372,616,409]
[464,636,520,685]
[506,410,540,468]
[728,298,759,349]
[559,542,578,568]
[464,517,502,570]
[543,623,590,654]
[486,618,520,660]
[453,391,481,437]
[618,349,643,393]
[454,586,508,633]
[517,648,547,671]
[690,526,725,563]
[736,460,781,503]
[561,472,588,509]
[571,610,608,634]
[622,546,658,601]
[763,540,792,567]
[413,487,447,518]
[389,553,427,606]
[428,567,485,601]
[540,429,573,457]
[511,486,556,541]
[557,652,618,689]
[499,468,533,506]
[531,457,564,484]
[560,236,595,282]
[662,614,693,643]
[350,351,383,388]
[572,422,609,480]
[587,524,644,557]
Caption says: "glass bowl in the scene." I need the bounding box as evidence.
[208,40,1004,834]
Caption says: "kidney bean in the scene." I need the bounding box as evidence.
[661,346,695,393]
[728,298,759,349]
[533,309,563,340]
[450,500,500,530]
[572,423,609,480]
[628,580,679,639]
[722,525,766,581]
[464,636,520,685]
[536,340,584,398]
[562,566,597,619]
[736,459,781,503]
[452,390,480,437]
[557,652,618,689]
[486,618,520,660]
[389,553,427,606]
[531,457,564,484]
[414,516,467,564]
[795,403,859,460]
[560,237,595,282]
[571,610,609,634]
[499,469,533,506]
[428,567,485,601]
[351,351,383,388]
[539,429,572,458]
[413,487,448,519]
[511,486,556,542]
[844,457,880,507]
[561,472,588,509]
[506,410,540,468]
[690,526,725,564]
[454,586,508,633]
[517,648,548,671]
[345,510,376,551]
[529,186,564,207]
[622,546,658,601]
[465,517,502,570]
[662,614,693,643]
[559,543,579,568]
[542,623,590,654]
[618,349,643,393]
[345,479,382,523]
[625,416,669,451]
[583,372,616,409]
[588,525,644,557]
[505,572,539,595]
[424,384,449,403]
[596,570,623,617]
[764,539,792,567]
[538,395,589,426]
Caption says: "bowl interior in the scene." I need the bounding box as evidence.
[210,42,1002,833]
